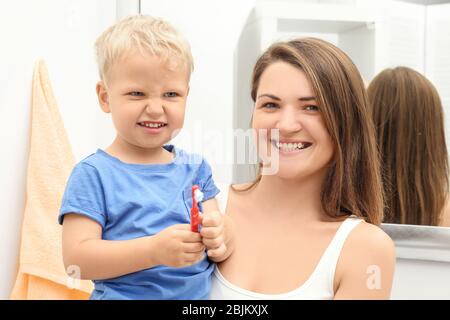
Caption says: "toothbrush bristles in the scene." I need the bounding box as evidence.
[194,189,204,202]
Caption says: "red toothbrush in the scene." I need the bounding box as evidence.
[190,185,204,232]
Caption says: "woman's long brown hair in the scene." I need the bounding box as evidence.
[235,38,384,225]
[368,67,449,226]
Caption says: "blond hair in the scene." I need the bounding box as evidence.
[368,67,449,226]
[237,38,385,225]
[95,14,193,81]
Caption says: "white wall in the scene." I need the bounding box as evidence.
[0,0,117,299]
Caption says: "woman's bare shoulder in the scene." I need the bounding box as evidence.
[339,220,396,276]
[347,221,396,254]
[333,221,396,299]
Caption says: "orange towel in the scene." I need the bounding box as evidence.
[10,60,93,299]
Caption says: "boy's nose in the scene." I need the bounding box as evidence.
[145,101,164,116]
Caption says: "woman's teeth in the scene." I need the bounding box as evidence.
[275,142,307,152]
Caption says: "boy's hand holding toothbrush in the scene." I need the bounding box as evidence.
[191,186,235,263]
[152,224,206,268]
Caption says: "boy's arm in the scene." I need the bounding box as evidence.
[62,213,204,280]
[201,198,235,263]
[62,214,157,280]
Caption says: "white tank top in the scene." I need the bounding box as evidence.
[209,185,363,300]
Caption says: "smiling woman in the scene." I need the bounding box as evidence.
[210,37,396,300]
[252,60,334,181]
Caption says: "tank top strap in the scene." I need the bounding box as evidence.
[313,216,364,293]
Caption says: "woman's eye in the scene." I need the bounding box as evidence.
[305,105,319,111]
[164,92,179,98]
[262,102,279,109]
[128,92,144,97]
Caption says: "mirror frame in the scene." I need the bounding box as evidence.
[381,223,450,262]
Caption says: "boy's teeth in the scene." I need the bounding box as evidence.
[142,123,164,128]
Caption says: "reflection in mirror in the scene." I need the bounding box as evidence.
[381,223,450,299]
[368,67,450,227]
[368,0,450,226]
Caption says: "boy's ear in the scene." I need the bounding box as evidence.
[96,80,110,113]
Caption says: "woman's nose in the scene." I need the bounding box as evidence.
[277,108,302,134]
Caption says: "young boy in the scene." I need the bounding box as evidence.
[59,15,234,300]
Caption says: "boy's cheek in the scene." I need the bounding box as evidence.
[168,127,183,141]
[167,111,185,131]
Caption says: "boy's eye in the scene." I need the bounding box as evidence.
[164,92,179,98]
[128,91,145,97]
[305,105,319,111]
[262,102,279,109]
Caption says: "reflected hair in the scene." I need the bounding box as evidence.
[368,67,449,226]
[95,14,193,82]
[235,37,384,225]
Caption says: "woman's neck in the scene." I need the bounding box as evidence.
[252,173,326,222]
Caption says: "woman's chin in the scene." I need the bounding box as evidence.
[263,166,305,180]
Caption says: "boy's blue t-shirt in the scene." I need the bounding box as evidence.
[59,145,220,300]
